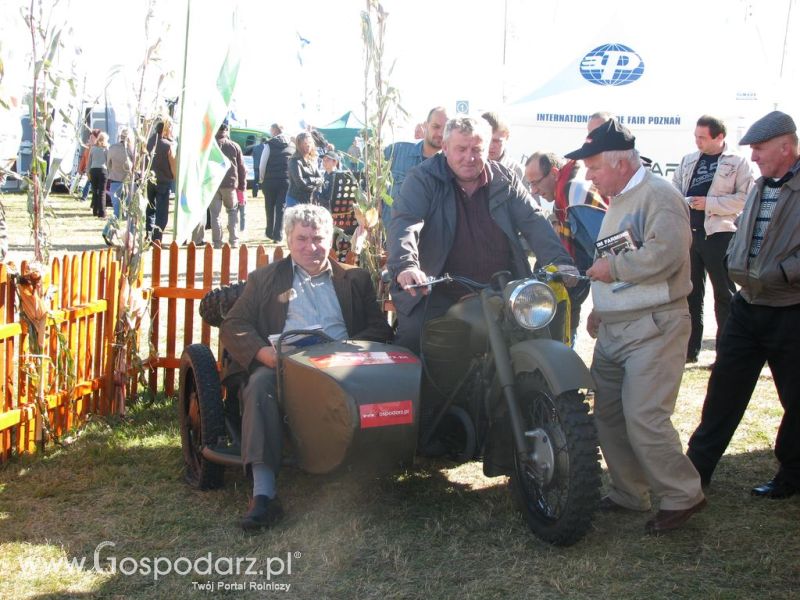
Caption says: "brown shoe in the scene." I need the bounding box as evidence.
[645,498,707,535]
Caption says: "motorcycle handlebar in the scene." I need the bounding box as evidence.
[404,270,591,290]
[404,273,490,291]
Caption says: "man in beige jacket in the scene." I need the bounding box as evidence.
[672,115,754,362]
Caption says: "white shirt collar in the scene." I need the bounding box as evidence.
[618,164,647,196]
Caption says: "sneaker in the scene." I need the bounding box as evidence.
[240,496,283,531]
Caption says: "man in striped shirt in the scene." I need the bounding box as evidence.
[688,111,800,499]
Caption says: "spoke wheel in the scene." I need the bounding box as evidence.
[511,372,601,546]
[178,344,226,489]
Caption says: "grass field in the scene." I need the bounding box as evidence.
[0,191,798,599]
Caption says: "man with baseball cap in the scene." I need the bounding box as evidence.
[688,111,800,499]
[314,150,341,211]
[568,119,706,534]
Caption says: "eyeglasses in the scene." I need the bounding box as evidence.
[527,172,548,190]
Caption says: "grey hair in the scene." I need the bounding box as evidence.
[283,203,334,241]
[603,149,641,170]
[444,116,493,144]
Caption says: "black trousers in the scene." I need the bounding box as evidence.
[687,230,736,358]
[687,293,800,486]
[262,179,288,242]
[89,167,108,217]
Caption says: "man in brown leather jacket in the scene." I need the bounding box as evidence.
[220,204,391,531]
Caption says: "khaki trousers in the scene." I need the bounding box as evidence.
[591,308,704,511]
[209,187,238,247]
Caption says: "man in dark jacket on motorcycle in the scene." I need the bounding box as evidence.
[388,116,575,354]
[220,204,392,531]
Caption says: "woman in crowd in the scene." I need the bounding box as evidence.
[88,131,109,218]
[286,131,323,207]
[77,128,101,201]
[106,128,133,218]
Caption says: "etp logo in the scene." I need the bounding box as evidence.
[579,44,644,87]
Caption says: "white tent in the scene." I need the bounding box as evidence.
[499,0,798,176]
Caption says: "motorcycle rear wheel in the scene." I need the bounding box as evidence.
[511,371,600,546]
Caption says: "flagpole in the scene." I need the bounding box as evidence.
[174,0,192,240]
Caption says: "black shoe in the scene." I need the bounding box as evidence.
[686,353,699,364]
[751,478,798,499]
[240,495,284,531]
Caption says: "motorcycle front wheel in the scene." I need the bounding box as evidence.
[510,371,601,546]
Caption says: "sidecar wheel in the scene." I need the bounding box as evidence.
[510,372,601,546]
[178,344,226,490]
[199,281,246,327]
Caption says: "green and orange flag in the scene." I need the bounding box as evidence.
[175,3,241,243]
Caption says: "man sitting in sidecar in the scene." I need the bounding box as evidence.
[220,204,392,531]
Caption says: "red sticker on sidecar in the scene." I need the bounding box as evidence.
[359,400,414,428]
[309,351,418,368]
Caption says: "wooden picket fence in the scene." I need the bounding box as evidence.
[145,242,280,397]
[0,250,116,460]
[0,243,282,462]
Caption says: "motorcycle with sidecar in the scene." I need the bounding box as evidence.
[178,267,601,546]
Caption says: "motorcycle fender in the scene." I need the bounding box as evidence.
[509,339,594,396]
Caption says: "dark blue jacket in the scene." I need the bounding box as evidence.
[387,153,572,315]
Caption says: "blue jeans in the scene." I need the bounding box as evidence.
[146,180,172,242]
[108,181,124,218]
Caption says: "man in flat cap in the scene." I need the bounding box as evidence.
[568,119,706,534]
[688,111,800,499]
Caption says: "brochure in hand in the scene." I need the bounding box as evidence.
[595,229,636,256]
[595,229,638,292]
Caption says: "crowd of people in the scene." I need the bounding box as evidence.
[60,105,798,537]
[214,105,799,537]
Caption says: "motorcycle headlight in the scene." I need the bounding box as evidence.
[505,280,557,330]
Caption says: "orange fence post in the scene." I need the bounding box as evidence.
[183,244,197,353]
[149,244,162,396]
[104,259,119,415]
[164,242,180,396]
[200,244,214,347]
